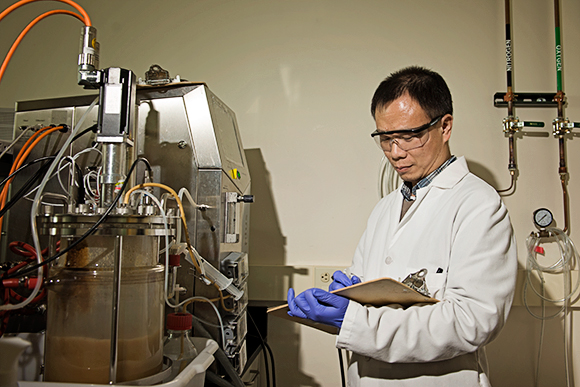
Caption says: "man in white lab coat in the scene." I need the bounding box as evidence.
[287,66,517,386]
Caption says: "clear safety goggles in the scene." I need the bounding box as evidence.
[371,114,444,152]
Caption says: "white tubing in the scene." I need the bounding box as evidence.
[0,97,98,312]
[524,227,579,387]
[378,156,400,198]
[525,228,580,307]
[128,188,226,349]
[0,126,33,160]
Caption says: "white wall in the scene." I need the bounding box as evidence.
[1,0,580,386]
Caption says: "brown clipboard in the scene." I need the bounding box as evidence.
[267,277,439,334]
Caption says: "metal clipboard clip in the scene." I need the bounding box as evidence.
[402,268,430,297]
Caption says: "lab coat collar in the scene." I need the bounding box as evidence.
[394,156,469,232]
[428,156,469,190]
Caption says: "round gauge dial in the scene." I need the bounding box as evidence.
[533,208,553,228]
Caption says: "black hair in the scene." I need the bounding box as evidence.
[371,66,453,120]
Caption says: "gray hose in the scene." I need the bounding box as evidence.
[192,318,245,387]
[206,370,237,387]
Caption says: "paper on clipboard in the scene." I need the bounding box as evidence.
[267,277,439,334]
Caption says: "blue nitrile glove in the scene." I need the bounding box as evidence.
[328,270,361,292]
[287,288,349,328]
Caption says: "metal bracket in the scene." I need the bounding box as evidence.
[494,92,560,107]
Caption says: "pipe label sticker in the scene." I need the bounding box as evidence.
[505,39,512,72]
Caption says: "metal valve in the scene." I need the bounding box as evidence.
[552,117,580,136]
[502,116,544,134]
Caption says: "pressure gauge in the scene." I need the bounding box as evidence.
[533,208,553,229]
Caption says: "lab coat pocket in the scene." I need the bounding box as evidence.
[425,272,447,300]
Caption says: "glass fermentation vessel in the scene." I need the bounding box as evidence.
[44,235,164,384]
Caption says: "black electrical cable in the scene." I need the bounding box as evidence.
[0,161,53,219]
[1,137,91,213]
[74,162,85,204]
[131,157,153,185]
[0,154,86,220]
[70,123,98,143]
[0,156,55,190]
[264,342,276,387]
[5,157,141,279]
[338,348,346,387]
[260,340,271,387]
[136,157,152,173]
[248,311,275,387]
[60,157,86,204]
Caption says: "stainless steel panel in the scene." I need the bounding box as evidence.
[183,86,221,169]
[7,82,252,375]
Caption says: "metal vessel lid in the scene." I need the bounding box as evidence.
[166,312,192,330]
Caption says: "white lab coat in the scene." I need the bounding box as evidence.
[336,156,517,386]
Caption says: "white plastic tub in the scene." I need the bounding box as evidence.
[18,338,218,387]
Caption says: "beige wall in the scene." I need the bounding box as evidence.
[2,0,580,386]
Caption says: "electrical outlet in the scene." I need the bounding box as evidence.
[314,266,347,290]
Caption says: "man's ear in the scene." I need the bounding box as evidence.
[441,114,453,143]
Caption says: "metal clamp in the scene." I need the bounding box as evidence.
[402,268,430,297]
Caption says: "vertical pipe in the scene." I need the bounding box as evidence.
[561,176,569,233]
[498,0,516,194]
[554,0,563,95]
[559,137,567,174]
[508,135,516,171]
[505,0,513,113]
[109,235,123,384]
[553,0,564,118]
[553,0,569,232]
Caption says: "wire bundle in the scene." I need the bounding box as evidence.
[0,97,98,313]
[0,125,67,231]
[1,0,97,286]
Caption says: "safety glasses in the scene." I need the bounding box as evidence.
[371,114,445,152]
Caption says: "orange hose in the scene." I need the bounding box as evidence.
[12,126,52,169]
[13,126,63,173]
[0,0,91,25]
[5,125,63,191]
[0,10,84,85]
[0,126,52,208]
[0,126,64,234]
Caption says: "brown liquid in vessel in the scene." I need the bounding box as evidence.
[44,332,162,383]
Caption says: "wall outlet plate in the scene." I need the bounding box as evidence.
[314,266,347,290]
